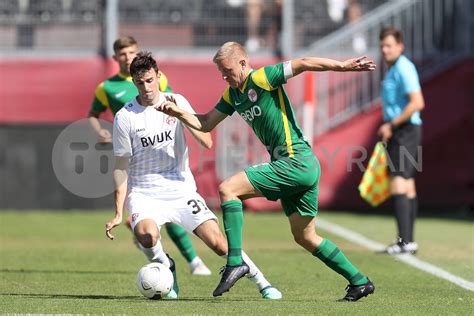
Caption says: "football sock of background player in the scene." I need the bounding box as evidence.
[165,223,197,263]
[312,239,369,286]
[222,200,369,286]
[393,194,411,242]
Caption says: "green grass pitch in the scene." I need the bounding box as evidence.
[0,210,472,314]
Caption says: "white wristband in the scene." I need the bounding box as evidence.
[283,60,294,80]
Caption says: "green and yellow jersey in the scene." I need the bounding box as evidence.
[90,71,172,116]
[215,63,310,160]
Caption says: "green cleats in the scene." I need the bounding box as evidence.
[163,289,178,300]
[260,286,282,300]
[166,254,179,296]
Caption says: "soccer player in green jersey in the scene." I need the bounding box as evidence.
[89,36,211,276]
[88,36,172,143]
[157,41,377,301]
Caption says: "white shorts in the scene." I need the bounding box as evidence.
[127,191,218,233]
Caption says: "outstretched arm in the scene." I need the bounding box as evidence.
[156,103,227,133]
[290,56,376,77]
[185,125,213,149]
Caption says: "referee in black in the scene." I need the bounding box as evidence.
[378,27,425,254]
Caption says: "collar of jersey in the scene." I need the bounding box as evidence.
[238,69,254,93]
[118,72,133,81]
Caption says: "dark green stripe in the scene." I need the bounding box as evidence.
[323,248,340,264]
[224,208,243,213]
[228,248,242,257]
[350,272,364,284]
[176,232,188,239]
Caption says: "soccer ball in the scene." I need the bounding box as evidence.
[137,262,174,299]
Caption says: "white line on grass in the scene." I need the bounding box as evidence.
[317,218,474,292]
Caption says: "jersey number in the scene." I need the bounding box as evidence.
[187,199,208,214]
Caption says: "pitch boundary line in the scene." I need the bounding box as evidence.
[317,219,474,292]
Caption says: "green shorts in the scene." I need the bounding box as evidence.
[245,153,321,217]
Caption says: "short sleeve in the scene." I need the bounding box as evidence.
[399,62,421,94]
[214,87,234,115]
[90,82,108,113]
[113,110,132,157]
[251,64,286,91]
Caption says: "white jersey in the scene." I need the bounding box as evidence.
[113,93,197,197]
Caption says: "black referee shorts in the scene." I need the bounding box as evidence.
[386,123,422,179]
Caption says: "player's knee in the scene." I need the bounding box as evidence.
[292,231,314,249]
[218,181,234,200]
[292,232,306,246]
[136,232,157,248]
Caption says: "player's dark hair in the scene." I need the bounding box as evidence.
[130,51,160,78]
[113,36,137,53]
[379,27,404,43]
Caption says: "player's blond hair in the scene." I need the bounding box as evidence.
[213,42,248,64]
[113,36,137,53]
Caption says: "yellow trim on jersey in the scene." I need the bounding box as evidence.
[277,87,294,157]
[222,87,233,107]
[159,71,168,92]
[95,82,110,108]
[252,68,274,91]
[239,72,251,93]
[118,72,132,81]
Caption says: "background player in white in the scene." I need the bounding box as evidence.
[105,51,281,299]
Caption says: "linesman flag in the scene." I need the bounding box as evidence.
[359,142,390,207]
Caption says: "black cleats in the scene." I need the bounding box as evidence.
[338,279,375,302]
[166,254,176,272]
[212,263,250,297]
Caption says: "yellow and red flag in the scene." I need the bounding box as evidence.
[359,142,390,207]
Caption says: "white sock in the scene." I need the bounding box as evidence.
[242,251,271,291]
[188,256,201,269]
[139,240,170,267]
[220,252,271,291]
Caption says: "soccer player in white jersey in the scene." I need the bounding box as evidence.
[105,51,281,300]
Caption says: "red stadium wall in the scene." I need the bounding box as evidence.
[0,57,472,210]
[310,58,473,210]
[0,56,276,209]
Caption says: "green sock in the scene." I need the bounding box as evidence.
[221,200,244,266]
[165,223,196,263]
[312,239,368,286]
